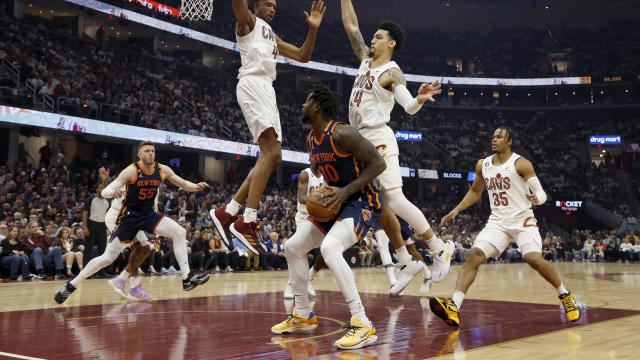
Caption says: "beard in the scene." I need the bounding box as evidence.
[302,111,311,124]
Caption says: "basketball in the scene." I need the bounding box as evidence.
[307,186,339,222]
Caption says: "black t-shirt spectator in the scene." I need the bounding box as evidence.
[1,238,26,257]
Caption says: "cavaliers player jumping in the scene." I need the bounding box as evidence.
[211,0,327,255]
[54,142,210,304]
[271,84,383,350]
[430,127,581,326]
[340,0,454,295]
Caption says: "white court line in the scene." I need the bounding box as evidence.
[0,351,46,360]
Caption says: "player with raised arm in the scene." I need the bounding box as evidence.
[429,127,581,326]
[211,0,327,256]
[340,0,453,296]
[271,85,384,350]
[54,142,210,304]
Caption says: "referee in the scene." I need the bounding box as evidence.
[82,168,110,269]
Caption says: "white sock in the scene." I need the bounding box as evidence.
[243,208,258,223]
[130,276,141,288]
[452,290,465,309]
[309,267,317,280]
[556,283,569,296]
[385,266,397,285]
[226,199,241,216]
[395,246,411,265]
[347,296,368,324]
[426,234,444,253]
[118,270,129,281]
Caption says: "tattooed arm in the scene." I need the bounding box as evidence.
[341,0,370,61]
[380,67,442,114]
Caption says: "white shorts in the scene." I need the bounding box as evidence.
[236,75,282,144]
[104,208,152,248]
[358,125,401,191]
[473,216,542,258]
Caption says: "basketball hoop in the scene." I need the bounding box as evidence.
[179,0,213,21]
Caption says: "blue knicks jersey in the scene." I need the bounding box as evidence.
[122,161,162,212]
[307,120,382,209]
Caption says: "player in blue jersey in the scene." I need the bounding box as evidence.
[271,84,385,350]
[54,142,210,304]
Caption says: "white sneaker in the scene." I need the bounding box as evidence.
[225,266,233,272]
[149,266,157,275]
[283,280,294,299]
[214,266,221,273]
[307,279,316,297]
[389,259,423,296]
[432,240,455,282]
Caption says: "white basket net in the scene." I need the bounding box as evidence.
[179,0,213,21]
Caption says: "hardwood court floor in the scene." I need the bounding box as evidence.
[1,262,639,359]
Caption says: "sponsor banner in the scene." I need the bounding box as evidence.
[65,0,587,86]
[589,135,622,145]
[395,131,422,142]
[0,106,309,164]
[400,167,416,178]
[128,0,179,17]
[555,200,583,212]
[418,169,438,179]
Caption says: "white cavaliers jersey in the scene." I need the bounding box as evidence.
[295,168,325,226]
[481,153,535,221]
[236,16,278,81]
[348,59,400,129]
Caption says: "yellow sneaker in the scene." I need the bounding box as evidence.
[429,297,460,327]
[334,317,378,350]
[271,310,318,334]
[559,292,581,322]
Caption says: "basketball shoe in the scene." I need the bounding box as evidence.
[108,277,129,299]
[230,216,267,255]
[128,285,153,301]
[334,317,377,350]
[429,297,460,327]
[183,272,210,291]
[431,240,455,282]
[389,258,423,296]
[210,205,239,250]
[559,292,581,322]
[271,310,319,334]
[54,281,77,304]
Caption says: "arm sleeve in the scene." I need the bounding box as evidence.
[101,180,124,199]
[526,177,547,205]
[393,84,423,115]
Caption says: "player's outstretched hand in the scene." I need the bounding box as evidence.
[441,208,459,225]
[194,182,210,192]
[417,81,442,103]
[322,185,347,211]
[305,0,327,30]
[526,194,540,205]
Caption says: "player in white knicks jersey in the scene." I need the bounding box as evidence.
[340,0,454,296]
[283,158,326,299]
[212,0,327,256]
[430,127,581,327]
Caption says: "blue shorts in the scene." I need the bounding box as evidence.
[308,200,380,242]
[372,214,414,240]
[111,208,164,244]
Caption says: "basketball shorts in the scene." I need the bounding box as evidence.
[308,200,381,243]
[105,208,151,247]
[358,125,402,191]
[236,75,282,144]
[473,216,542,257]
[372,214,413,240]
[111,208,163,245]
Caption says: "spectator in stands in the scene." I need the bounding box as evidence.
[53,226,84,277]
[266,231,286,270]
[38,141,52,168]
[0,221,7,241]
[567,239,582,262]
[22,221,64,279]
[581,236,595,261]
[593,241,605,262]
[190,229,214,273]
[619,238,634,262]
[632,239,640,262]
[359,232,375,267]
[542,237,558,262]
[211,232,232,272]
[0,226,31,280]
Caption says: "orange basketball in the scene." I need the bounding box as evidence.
[307,186,339,222]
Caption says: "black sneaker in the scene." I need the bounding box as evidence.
[54,270,65,279]
[54,281,77,304]
[182,272,210,291]
[35,270,46,280]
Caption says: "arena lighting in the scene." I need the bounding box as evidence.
[64,0,589,87]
